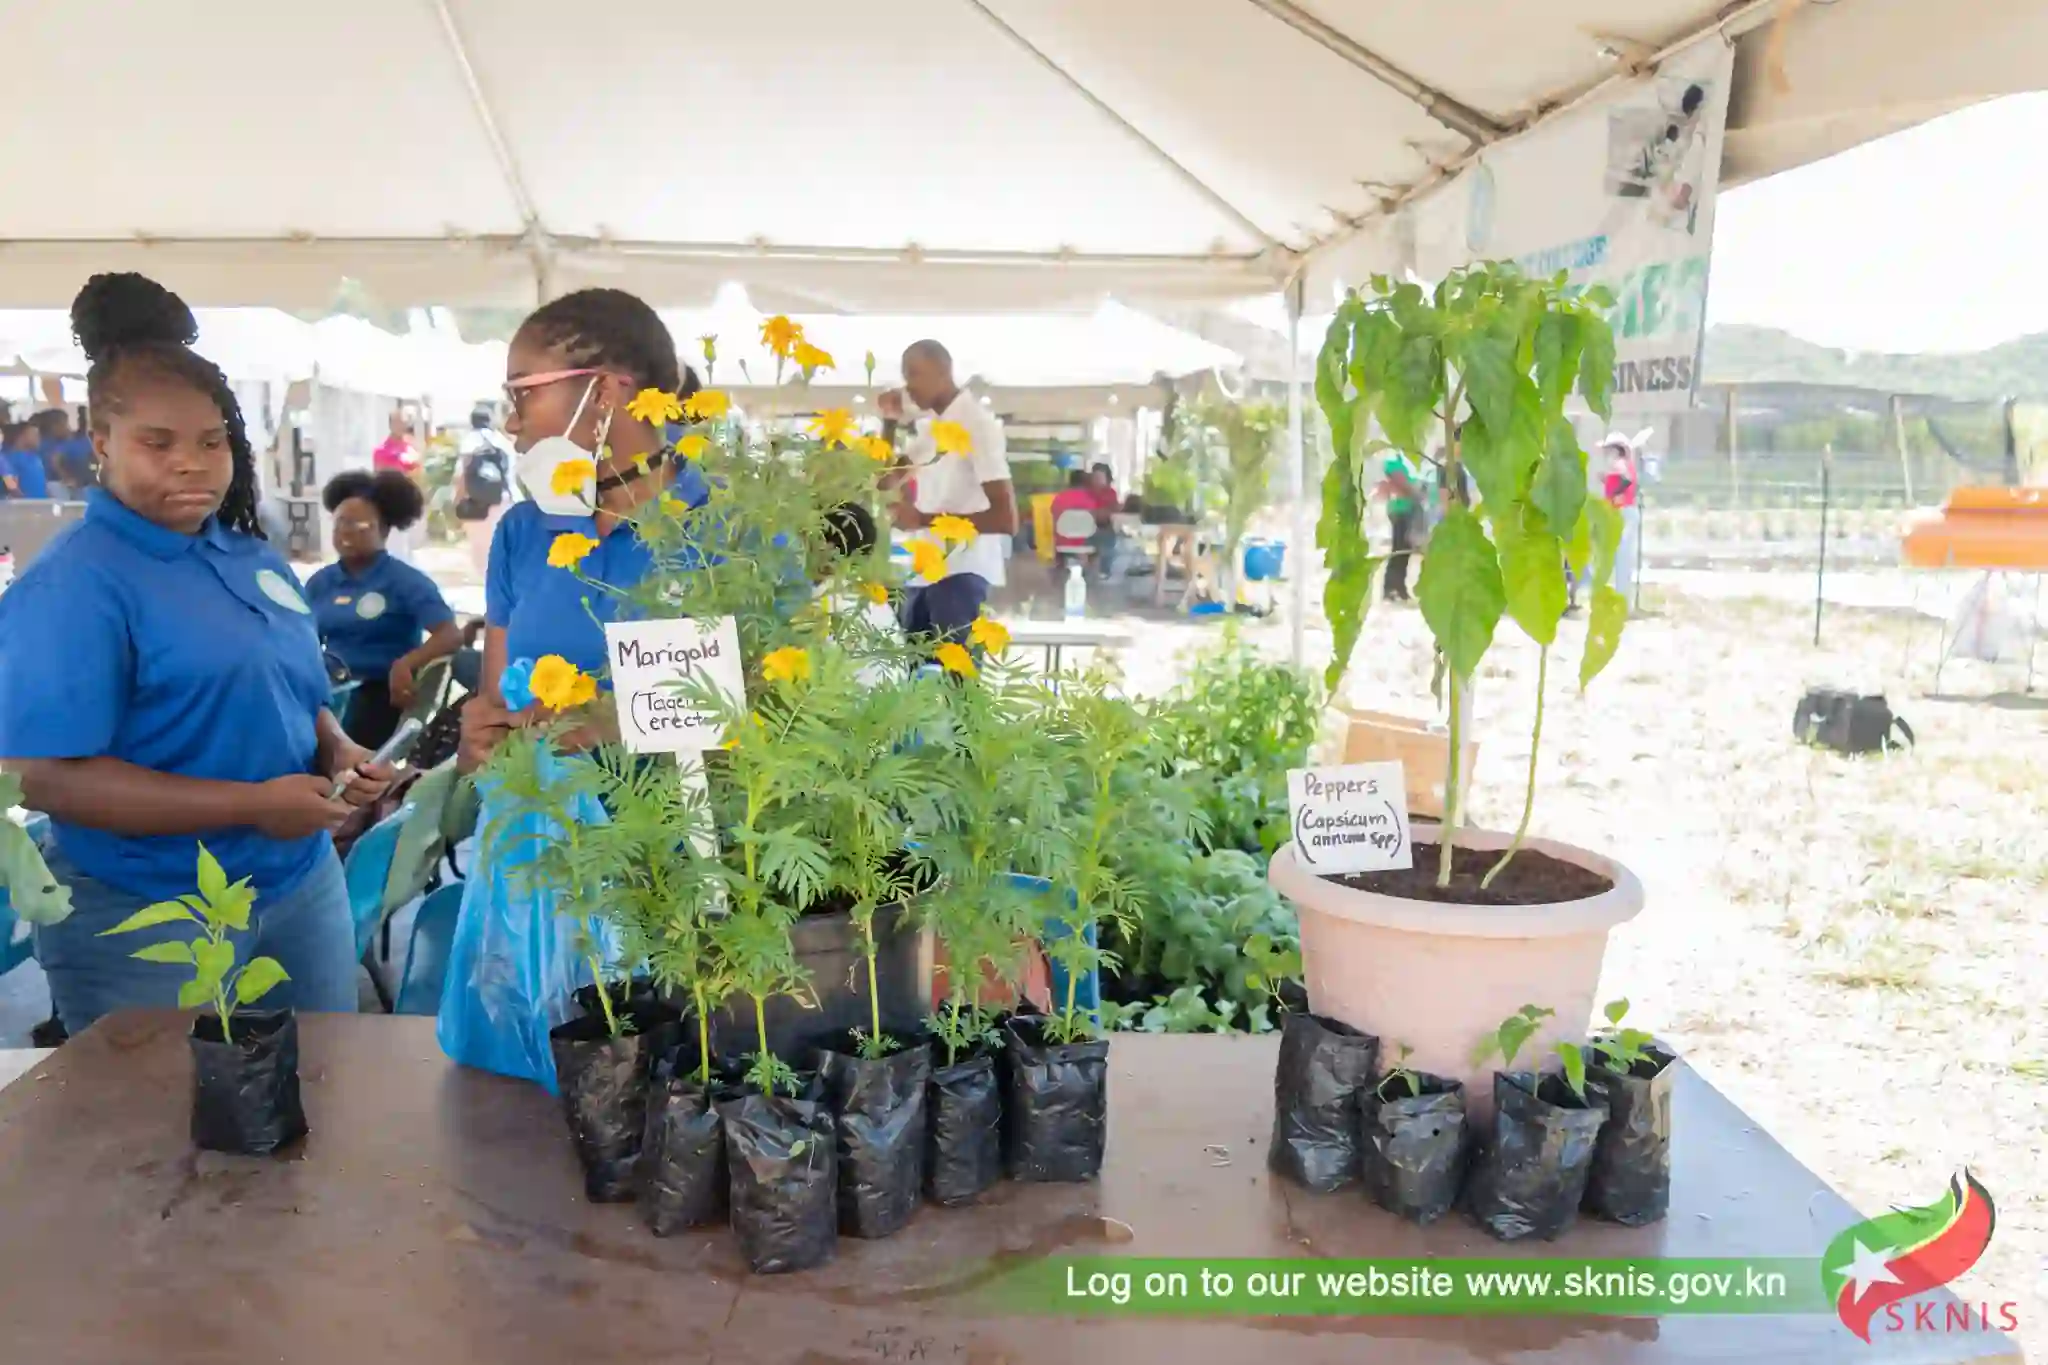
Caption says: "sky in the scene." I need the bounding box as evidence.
[1706,92,2048,355]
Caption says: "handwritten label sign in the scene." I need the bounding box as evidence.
[1286,763,1412,874]
[604,616,745,755]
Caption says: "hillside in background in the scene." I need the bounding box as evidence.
[1703,324,2048,399]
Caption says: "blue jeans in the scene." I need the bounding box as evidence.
[34,847,359,1035]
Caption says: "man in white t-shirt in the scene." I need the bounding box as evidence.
[878,339,1016,645]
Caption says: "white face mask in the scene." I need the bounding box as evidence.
[516,377,615,516]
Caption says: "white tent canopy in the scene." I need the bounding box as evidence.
[5,0,2035,311]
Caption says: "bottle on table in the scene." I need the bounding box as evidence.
[1064,562,1087,620]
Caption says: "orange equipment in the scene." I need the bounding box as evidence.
[1901,487,2048,569]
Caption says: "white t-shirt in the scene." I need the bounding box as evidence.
[902,391,1010,587]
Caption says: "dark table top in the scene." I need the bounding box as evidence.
[0,1013,2018,1365]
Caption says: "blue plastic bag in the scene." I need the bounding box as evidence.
[436,747,613,1095]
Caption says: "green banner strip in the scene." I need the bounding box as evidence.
[978,1257,1833,1317]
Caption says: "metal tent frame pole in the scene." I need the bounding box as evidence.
[1285,274,1308,667]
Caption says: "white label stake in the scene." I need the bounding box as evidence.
[605,616,746,860]
[1286,762,1413,875]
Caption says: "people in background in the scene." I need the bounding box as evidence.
[1602,431,1644,604]
[457,287,708,775]
[1049,468,1103,570]
[0,273,392,1036]
[453,404,514,576]
[1379,449,1422,602]
[33,408,96,498]
[0,422,49,500]
[877,340,1016,645]
[309,469,462,748]
[372,408,422,477]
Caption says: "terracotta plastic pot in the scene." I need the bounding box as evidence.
[1267,829,1643,1123]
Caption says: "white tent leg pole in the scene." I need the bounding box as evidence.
[1285,275,1308,669]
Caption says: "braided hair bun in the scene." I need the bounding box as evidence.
[70,272,200,360]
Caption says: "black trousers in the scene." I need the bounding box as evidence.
[343,677,403,750]
[1385,507,1421,600]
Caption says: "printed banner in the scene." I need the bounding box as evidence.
[1406,39,1734,413]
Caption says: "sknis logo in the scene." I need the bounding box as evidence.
[1822,1169,1997,1342]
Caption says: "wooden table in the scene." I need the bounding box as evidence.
[0,1015,2018,1365]
[1003,619,1132,673]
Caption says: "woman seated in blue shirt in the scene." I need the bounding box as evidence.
[0,273,396,1036]
[0,421,49,499]
[308,469,461,748]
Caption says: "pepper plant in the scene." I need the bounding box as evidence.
[1316,264,1626,889]
[99,843,288,1044]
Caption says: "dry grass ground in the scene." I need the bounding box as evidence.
[1306,584,2046,1354]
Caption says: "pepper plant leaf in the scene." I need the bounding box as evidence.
[1498,522,1567,647]
[1416,507,1505,679]
[1315,446,1377,690]
[129,940,197,965]
[1581,586,1628,689]
[1585,497,1624,590]
[195,843,229,909]
[1456,314,1521,438]
[99,900,196,936]
[1530,419,1589,536]
[234,956,290,1007]
[1533,309,1583,413]
[191,938,235,994]
[1578,316,1616,420]
[177,978,212,1011]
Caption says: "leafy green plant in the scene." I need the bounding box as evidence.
[1242,926,1303,1013]
[1316,265,1627,890]
[908,653,1067,1066]
[1469,1003,1557,1071]
[1153,628,1320,856]
[1033,674,1202,1044]
[97,844,288,1044]
[1117,983,1240,1034]
[1553,1040,1590,1102]
[1589,997,1659,1074]
[1376,1042,1421,1100]
[0,772,68,926]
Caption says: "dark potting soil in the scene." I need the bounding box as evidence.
[1333,843,1613,906]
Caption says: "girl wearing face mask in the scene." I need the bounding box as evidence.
[456,288,708,773]
[0,274,394,1036]
[439,289,707,1087]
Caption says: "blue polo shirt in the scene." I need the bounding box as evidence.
[0,490,333,901]
[486,464,709,678]
[2,449,48,499]
[307,552,455,678]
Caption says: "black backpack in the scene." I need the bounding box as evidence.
[1793,689,1914,756]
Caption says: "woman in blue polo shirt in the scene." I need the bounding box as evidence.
[308,469,460,748]
[441,288,707,1086]
[0,422,49,500]
[0,273,394,1035]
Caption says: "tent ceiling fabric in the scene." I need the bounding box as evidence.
[0,0,2032,309]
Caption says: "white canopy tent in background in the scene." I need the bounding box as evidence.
[6,0,2040,658]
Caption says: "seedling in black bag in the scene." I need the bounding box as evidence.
[1552,1041,1590,1103]
[99,842,287,1040]
[1590,998,1657,1073]
[1469,1004,1555,1072]
[1243,932,1302,1013]
[1377,1042,1423,1101]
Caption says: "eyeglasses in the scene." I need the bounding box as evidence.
[502,367,601,412]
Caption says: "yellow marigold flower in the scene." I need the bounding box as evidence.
[659,493,684,515]
[529,655,597,712]
[676,434,709,460]
[930,420,973,456]
[683,389,731,422]
[857,435,893,463]
[935,642,978,677]
[760,646,812,685]
[808,408,855,449]
[969,616,1010,654]
[908,540,949,582]
[929,514,978,546]
[793,340,835,373]
[547,532,599,570]
[699,334,717,364]
[549,458,595,498]
[860,581,889,607]
[626,388,683,425]
[759,315,803,359]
